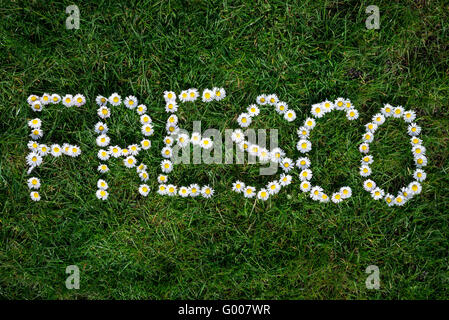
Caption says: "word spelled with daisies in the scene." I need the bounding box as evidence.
[25,89,428,207]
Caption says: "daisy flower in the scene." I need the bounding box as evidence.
[408,181,422,195]
[359,143,370,154]
[299,169,312,181]
[243,186,256,198]
[95,95,108,106]
[136,104,147,115]
[381,104,393,117]
[97,106,111,119]
[157,184,167,195]
[179,90,189,102]
[189,184,201,197]
[346,109,359,120]
[267,94,278,105]
[297,139,312,153]
[265,181,280,195]
[413,169,426,182]
[202,89,215,102]
[200,138,213,149]
[362,132,374,143]
[371,187,385,200]
[167,114,178,125]
[365,122,378,133]
[334,97,345,110]
[281,158,294,172]
[71,145,81,157]
[331,192,343,204]
[96,189,109,201]
[124,96,138,109]
[74,94,86,107]
[121,148,130,157]
[27,177,41,189]
[403,110,416,123]
[310,186,323,200]
[237,113,252,128]
[188,88,199,101]
[284,110,296,122]
[394,195,406,206]
[392,106,404,118]
[137,163,147,173]
[139,184,150,196]
[191,132,202,145]
[30,191,41,201]
[296,128,310,141]
[257,189,269,201]
[62,95,74,107]
[361,155,374,165]
[238,141,250,152]
[27,95,39,105]
[410,137,422,147]
[30,128,43,140]
[414,155,428,168]
[372,113,386,125]
[124,156,137,168]
[201,185,214,198]
[163,136,174,147]
[166,123,179,135]
[213,87,226,101]
[258,148,271,162]
[412,145,426,157]
[340,186,352,199]
[97,179,108,190]
[344,100,354,110]
[408,123,421,136]
[108,145,122,158]
[23,152,41,168]
[50,144,62,157]
[319,192,330,203]
[62,144,71,155]
[28,140,39,151]
[96,134,110,147]
[161,160,173,173]
[384,194,395,206]
[28,118,42,129]
[322,100,334,112]
[141,139,151,150]
[232,181,245,193]
[38,144,49,156]
[163,91,176,102]
[140,114,152,124]
[128,144,140,156]
[248,144,260,157]
[360,165,372,177]
[139,171,149,182]
[161,146,173,158]
[157,175,168,184]
[363,179,376,192]
[231,129,244,143]
[109,93,121,106]
[300,181,311,192]
[311,103,325,118]
[303,117,316,130]
[177,134,190,148]
[98,149,109,161]
[142,123,154,136]
[166,185,177,196]
[275,101,288,114]
[97,164,109,173]
[296,157,311,170]
[31,101,43,112]
[270,148,285,163]
[178,186,190,197]
[256,95,268,105]
[247,104,260,117]
[94,122,108,134]
[279,174,292,186]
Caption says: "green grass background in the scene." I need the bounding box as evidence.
[1,0,449,299]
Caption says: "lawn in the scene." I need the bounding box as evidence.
[1,0,448,299]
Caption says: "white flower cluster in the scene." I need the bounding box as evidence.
[298,98,358,203]
[231,94,295,200]
[26,94,84,201]
[359,104,427,206]
[157,88,224,197]
[236,93,296,128]
[94,94,153,200]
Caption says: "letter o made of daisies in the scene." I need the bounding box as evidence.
[297,98,359,204]
[231,93,297,201]
[359,104,427,206]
